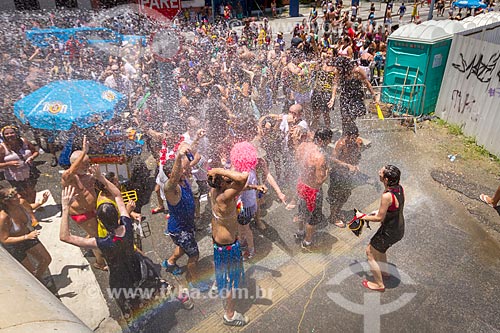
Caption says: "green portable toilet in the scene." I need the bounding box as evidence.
[382,21,465,115]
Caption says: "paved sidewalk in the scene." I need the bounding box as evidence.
[36,191,121,332]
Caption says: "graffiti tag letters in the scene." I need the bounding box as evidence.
[452,52,500,83]
[488,87,500,98]
[451,89,477,121]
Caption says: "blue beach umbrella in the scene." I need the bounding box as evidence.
[14,80,126,131]
[452,0,487,9]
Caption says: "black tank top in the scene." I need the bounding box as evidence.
[382,185,405,240]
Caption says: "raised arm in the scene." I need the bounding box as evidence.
[92,166,129,218]
[61,135,88,185]
[60,186,98,249]
[208,168,248,201]
[355,66,376,101]
[327,68,339,108]
[164,143,190,195]
[257,157,286,204]
[190,129,206,155]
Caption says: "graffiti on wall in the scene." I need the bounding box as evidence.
[451,52,500,83]
[488,87,500,98]
[451,89,478,122]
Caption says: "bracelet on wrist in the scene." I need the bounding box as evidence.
[24,234,27,240]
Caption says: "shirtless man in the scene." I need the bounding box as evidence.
[293,141,329,248]
[208,167,249,327]
[328,123,362,227]
[61,135,107,270]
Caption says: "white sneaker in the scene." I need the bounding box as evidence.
[223,311,249,327]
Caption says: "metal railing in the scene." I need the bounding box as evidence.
[359,83,427,132]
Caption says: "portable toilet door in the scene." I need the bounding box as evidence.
[383,24,453,115]
[424,38,453,114]
[382,38,427,115]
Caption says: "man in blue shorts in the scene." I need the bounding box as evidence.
[162,143,209,292]
[208,167,249,327]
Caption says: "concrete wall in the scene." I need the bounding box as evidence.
[0,246,92,333]
[38,0,57,8]
[434,27,500,159]
[77,0,93,9]
[1,1,17,10]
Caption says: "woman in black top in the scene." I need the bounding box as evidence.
[327,57,377,134]
[356,165,405,292]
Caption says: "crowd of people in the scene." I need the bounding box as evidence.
[9,0,486,330]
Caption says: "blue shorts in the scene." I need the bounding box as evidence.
[169,230,199,257]
[213,239,244,293]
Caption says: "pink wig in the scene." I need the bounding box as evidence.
[230,141,258,172]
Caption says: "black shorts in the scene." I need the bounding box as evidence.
[327,172,354,205]
[370,227,403,254]
[237,205,257,225]
[8,179,36,193]
[169,230,199,257]
[297,189,323,226]
[3,238,40,262]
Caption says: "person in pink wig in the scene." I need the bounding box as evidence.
[230,142,268,260]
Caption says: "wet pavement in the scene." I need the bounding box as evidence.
[31,112,500,333]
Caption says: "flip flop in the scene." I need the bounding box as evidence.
[151,207,165,214]
[362,279,385,292]
[479,194,494,207]
[334,220,346,228]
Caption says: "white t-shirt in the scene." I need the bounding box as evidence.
[104,74,132,96]
[183,131,209,181]
[280,114,309,147]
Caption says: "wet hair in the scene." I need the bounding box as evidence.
[343,122,359,137]
[69,150,84,165]
[0,125,22,145]
[96,203,120,232]
[208,174,223,189]
[162,159,176,178]
[335,56,355,77]
[314,128,333,143]
[0,186,14,210]
[383,165,401,187]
